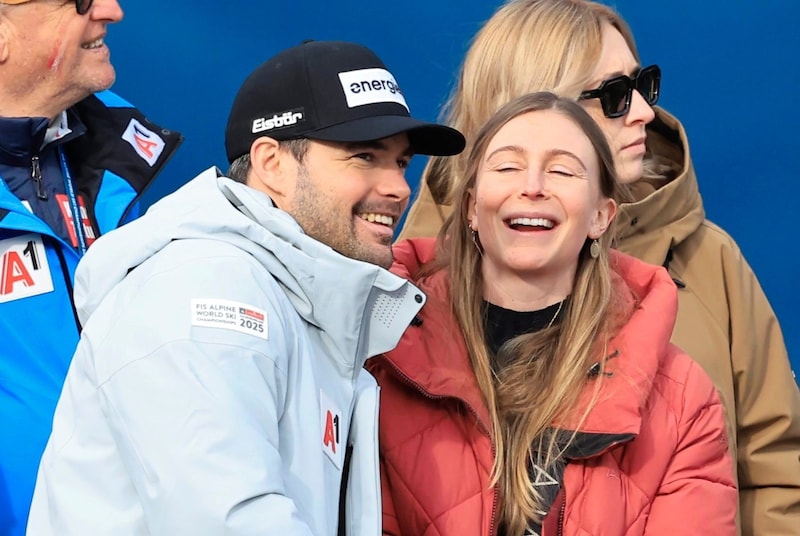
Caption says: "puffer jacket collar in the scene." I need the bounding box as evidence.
[381,238,492,431]
[616,108,705,267]
[381,238,678,441]
[564,248,677,436]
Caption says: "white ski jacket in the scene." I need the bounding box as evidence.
[28,167,424,535]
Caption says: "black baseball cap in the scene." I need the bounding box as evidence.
[224,40,466,163]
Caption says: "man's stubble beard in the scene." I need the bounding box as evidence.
[290,164,393,269]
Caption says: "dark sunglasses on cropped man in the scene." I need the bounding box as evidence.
[0,0,93,15]
[580,64,661,119]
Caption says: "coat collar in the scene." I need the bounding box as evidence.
[379,237,492,430]
[74,168,424,377]
[379,238,678,438]
[616,108,705,266]
[0,110,86,167]
[218,175,426,370]
[560,251,677,436]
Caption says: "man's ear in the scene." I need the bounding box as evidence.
[247,136,289,200]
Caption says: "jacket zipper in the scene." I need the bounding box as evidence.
[556,490,566,536]
[549,435,634,535]
[488,443,499,536]
[382,359,637,536]
[49,236,81,332]
[31,156,47,200]
[382,358,500,536]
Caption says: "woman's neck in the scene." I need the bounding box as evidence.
[481,264,574,311]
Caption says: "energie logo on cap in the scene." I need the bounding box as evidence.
[338,68,409,111]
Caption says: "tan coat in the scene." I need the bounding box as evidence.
[398,108,800,535]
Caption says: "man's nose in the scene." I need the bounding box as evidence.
[377,167,411,203]
[90,0,124,23]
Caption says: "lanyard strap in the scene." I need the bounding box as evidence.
[57,147,88,255]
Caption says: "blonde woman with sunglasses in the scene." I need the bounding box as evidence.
[397,1,800,533]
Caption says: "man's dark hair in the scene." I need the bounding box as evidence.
[227,138,309,183]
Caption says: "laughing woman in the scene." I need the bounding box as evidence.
[367,92,737,535]
[398,1,800,532]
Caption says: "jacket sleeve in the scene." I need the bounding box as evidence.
[723,242,800,534]
[646,356,738,535]
[99,342,316,535]
[96,258,317,535]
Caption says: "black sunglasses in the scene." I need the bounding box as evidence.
[1,0,93,14]
[74,0,92,15]
[579,64,661,118]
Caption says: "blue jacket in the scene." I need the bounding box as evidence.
[0,91,181,536]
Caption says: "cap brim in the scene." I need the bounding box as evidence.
[304,115,465,156]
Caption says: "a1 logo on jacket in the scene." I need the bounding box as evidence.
[122,118,165,167]
[0,233,54,303]
[320,389,344,470]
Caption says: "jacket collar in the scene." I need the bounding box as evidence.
[379,238,677,438]
[0,116,49,166]
[559,251,677,436]
[74,168,424,378]
[67,91,182,196]
[0,110,87,167]
[216,174,426,370]
[378,237,492,429]
[616,108,705,266]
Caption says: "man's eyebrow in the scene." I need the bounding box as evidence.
[343,140,387,152]
[343,140,414,157]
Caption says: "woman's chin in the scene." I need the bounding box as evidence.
[615,160,645,185]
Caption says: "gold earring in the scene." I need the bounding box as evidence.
[589,239,600,259]
[470,226,483,255]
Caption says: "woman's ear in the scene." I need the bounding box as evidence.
[467,187,478,230]
[589,197,617,239]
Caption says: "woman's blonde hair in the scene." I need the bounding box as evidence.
[424,0,638,205]
[435,91,626,535]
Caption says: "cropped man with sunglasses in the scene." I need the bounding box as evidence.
[398,0,800,533]
[0,1,181,533]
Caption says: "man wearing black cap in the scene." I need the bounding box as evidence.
[27,41,465,535]
[223,40,461,270]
